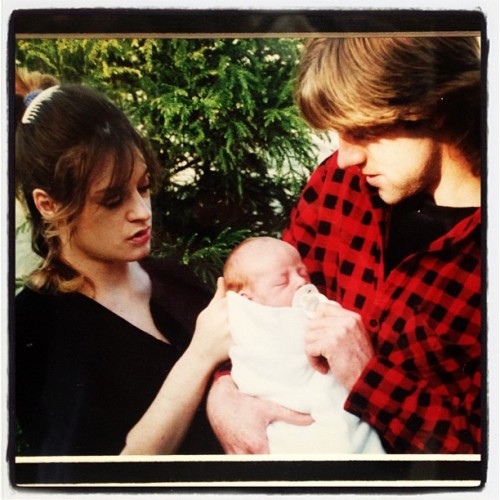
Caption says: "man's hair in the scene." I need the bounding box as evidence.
[296,36,481,172]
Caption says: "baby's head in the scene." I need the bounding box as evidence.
[224,237,310,307]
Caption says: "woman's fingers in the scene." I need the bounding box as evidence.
[211,277,227,302]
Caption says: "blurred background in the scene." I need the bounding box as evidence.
[15,37,337,289]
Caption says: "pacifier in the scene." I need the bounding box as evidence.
[292,284,329,317]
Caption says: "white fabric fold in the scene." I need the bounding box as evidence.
[227,286,385,454]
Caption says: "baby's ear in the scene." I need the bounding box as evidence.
[238,290,252,301]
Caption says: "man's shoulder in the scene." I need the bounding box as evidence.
[309,152,382,212]
[312,152,370,192]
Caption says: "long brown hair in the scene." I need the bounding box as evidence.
[16,70,161,293]
[296,36,481,173]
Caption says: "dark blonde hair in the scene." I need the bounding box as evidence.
[16,69,161,294]
[296,36,481,173]
[224,237,260,292]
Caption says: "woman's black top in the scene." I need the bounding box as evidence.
[15,258,223,457]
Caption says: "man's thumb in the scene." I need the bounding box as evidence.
[274,407,314,427]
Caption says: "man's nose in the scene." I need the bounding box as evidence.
[337,136,366,169]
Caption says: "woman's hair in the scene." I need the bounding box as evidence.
[296,36,481,173]
[15,69,162,294]
[15,68,60,124]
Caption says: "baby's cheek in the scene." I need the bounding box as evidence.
[275,289,296,308]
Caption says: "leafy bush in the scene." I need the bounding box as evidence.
[16,37,323,286]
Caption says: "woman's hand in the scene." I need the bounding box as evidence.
[207,375,314,454]
[305,302,375,392]
[189,277,231,370]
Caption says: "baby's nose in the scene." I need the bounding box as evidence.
[295,275,308,289]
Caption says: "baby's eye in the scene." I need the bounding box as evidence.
[271,279,288,288]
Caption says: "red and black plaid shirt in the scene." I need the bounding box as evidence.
[282,152,481,453]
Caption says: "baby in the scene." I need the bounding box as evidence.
[223,236,385,455]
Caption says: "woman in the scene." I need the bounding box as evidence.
[15,70,230,458]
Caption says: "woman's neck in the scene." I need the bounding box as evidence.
[82,260,145,298]
[72,257,165,342]
[60,244,144,299]
[59,240,165,340]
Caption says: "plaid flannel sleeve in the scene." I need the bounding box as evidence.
[346,242,482,454]
[346,330,481,453]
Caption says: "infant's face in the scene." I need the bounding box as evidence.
[243,241,310,307]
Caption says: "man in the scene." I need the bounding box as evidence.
[207,36,481,454]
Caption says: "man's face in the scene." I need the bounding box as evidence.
[336,124,441,205]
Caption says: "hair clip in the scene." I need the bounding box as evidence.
[23,89,42,107]
[21,85,60,125]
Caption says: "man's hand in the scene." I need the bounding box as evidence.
[305,302,375,391]
[206,374,314,454]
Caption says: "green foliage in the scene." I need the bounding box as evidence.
[158,227,252,288]
[16,38,321,285]
[15,217,30,238]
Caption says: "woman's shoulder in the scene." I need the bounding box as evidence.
[16,285,83,313]
[140,257,211,298]
[140,256,192,278]
[16,286,62,315]
[15,287,84,357]
[140,257,213,334]
[15,287,108,344]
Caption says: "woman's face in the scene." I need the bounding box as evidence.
[61,153,153,267]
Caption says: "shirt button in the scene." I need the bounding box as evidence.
[369,319,379,328]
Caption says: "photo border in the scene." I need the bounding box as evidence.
[6,7,489,493]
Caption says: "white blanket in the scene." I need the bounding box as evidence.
[227,286,385,455]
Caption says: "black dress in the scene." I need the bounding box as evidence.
[15,258,223,457]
